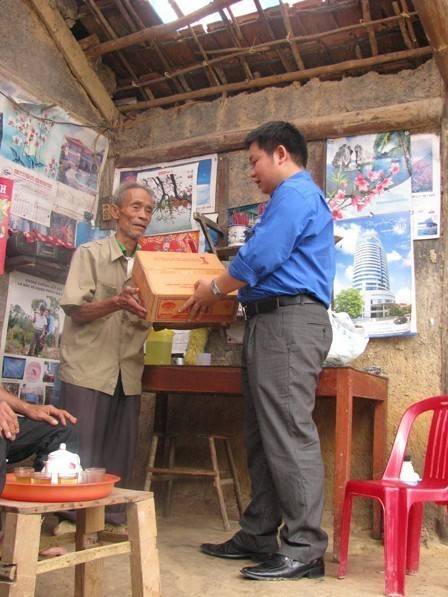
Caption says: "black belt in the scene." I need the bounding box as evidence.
[242,294,324,319]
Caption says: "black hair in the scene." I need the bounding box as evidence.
[244,121,308,167]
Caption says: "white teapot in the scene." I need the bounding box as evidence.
[43,443,82,484]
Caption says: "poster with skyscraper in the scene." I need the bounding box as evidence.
[326,131,416,338]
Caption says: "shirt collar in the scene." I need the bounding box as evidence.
[272,169,311,197]
[111,234,140,260]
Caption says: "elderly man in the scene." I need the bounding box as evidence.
[58,182,153,527]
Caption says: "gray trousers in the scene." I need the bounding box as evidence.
[60,377,140,524]
[234,301,332,562]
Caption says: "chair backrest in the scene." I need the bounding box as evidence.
[383,396,448,482]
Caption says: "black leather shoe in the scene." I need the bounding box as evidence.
[200,538,272,562]
[241,554,325,580]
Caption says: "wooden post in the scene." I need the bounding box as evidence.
[413,0,448,88]
[0,513,41,597]
[127,496,161,597]
[28,0,119,124]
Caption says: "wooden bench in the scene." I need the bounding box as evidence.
[0,488,160,597]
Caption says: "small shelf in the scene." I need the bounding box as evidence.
[5,256,69,284]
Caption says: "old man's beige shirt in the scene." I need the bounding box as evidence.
[59,235,151,396]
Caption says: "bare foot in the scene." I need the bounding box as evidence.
[39,546,67,558]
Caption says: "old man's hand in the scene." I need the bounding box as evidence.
[115,286,147,319]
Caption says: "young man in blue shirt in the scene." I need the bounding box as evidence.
[182,121,335,581]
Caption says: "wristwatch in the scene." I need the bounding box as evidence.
[210,279,223,297]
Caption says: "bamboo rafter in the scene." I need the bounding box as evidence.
[118,46,432,112]
[88,0,244,56]
[116,12,420,94]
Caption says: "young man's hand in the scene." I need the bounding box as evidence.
[180,279,217,320]
[0,401,19,441]
[114,286,147,319]
[22,404,77,427]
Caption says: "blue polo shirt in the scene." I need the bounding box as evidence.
[228,170,335,307]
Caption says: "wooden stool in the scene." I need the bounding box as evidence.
[144,434,243,530]
[0,488,160,597]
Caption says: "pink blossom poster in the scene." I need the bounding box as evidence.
[326,131,416,338]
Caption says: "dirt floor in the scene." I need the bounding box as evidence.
[33,514,448,596]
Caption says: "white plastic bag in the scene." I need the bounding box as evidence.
[324,310,369,366]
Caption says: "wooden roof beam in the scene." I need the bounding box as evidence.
[219,8,254,81]
[118,46,432,112]
[392,1,415,49]
[399,0,418,47]
[89,0,243,57]
[168,0,222,86]
[413,0,448,88]
[361,0,378,56]
[115,12,419,93]
[279,0,305,70]
[252,0,292,72]
[28,0,119,124]
[85,0,155,100]
[121,0,189,95]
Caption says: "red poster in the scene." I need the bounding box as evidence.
[139,231,199,253]
[0,177,13,275]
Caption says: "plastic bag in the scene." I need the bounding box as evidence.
[324,310,369,366]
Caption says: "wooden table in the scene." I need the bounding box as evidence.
[142,365,388,560]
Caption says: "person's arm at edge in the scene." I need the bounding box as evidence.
[0,386,76,425]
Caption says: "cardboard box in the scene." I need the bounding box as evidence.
[132,251,238,324]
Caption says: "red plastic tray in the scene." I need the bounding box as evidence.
[0,473,120,503]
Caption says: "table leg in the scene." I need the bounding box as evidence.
[333,370,353,562]
[153,392,168,435]
[0,513,41,597]
[127,496,161,597]
[75,506,105,597]
[372,399,387,539]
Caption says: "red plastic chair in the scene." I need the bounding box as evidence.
[337,395,448,597]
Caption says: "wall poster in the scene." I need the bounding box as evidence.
[326,131,416,338]
[0,73,109,245]
[411,133,440,240]
[1,272,65,405]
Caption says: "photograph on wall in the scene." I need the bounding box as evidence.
[19,383,45,405]
[2,355,26,380]
[3,381,20,397]
[326,131,416,338]
[139,230,200,253]
[411,133,440,240]
[1,272,65,360]
[114,154,217,215]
